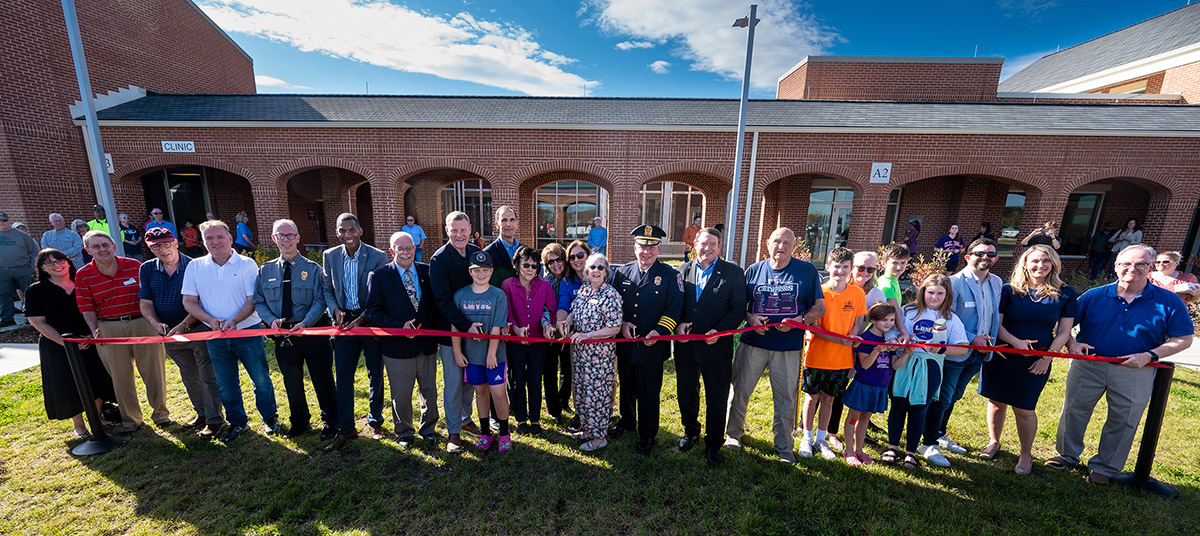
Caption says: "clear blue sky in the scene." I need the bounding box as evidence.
[196,0,1195,98]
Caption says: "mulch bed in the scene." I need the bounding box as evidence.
[0,326,40,344]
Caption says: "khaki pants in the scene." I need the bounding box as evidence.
[96,319,168,427]
[383,352,439,439]
[725,344,802,459]
[1055,359,1155,477]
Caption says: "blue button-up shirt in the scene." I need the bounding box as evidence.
[695,260,717,302]
[41,228,85,268]
[344,248,361,310]
[143,219,178,237]
[1076,281,1194,358]
[401,223,426,247]
[500,237,520,261]
[139,254,192,326]
[588,226,607,254]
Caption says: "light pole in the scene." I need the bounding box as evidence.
[725,5,758,260]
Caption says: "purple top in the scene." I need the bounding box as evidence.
[502,277,557,339]
[852,330,895,387]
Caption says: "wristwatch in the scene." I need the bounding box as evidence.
[1147,349,1160,362]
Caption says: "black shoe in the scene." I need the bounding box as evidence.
[636,438,655,455]
[397,436,413,448]
[529,423,543,435]
[567,416,582,433]
[263,418,280,436]
[221,424,249,443]
[516,422,530,434]
[0,320,16,328]
[610,419,633,436]
[706,447,724,466]
[283,424,310,439]
[319,426,338,441]
[678,435,699,452]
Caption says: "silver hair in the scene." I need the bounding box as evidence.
[585,252,609,271]
[854,250,879,263]
[1117,243,1156,260]
[389,231,414,247]
[272,219,298,234]
[48,213,63,222]
[82,230,114,245]
[118,213,129,219]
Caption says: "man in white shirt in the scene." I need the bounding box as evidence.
[182,220,278,443]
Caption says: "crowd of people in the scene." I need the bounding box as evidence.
[1,203,1194,485]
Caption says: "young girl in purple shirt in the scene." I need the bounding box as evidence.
[842,303,909,466]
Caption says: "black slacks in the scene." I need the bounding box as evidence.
[617,352,664,443]
[274,334,337,429]
[675,351,731,449]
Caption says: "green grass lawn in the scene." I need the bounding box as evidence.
[2,345,1199,535]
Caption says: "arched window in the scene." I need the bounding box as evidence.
[441,179,493,240]
[535,180,607,250]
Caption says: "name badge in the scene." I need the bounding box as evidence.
[589,299,599,305]
[268,278,277,282]
[123,278,137,286]
[965,301,976,308]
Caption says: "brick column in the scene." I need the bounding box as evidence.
[369,176,403,251]
[251,182,287,247]
[1146,189,1193,252]
[849,183,889,253]
[608,178,639,264]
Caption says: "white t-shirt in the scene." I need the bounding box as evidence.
[903,307,968,351]
[181,252,262,329]
[865,286,888,308]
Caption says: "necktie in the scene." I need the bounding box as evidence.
[404,268,420,310]
[282,261,294,321]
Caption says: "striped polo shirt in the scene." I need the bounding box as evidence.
[75,256,144,319]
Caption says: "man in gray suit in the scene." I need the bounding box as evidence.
[929,237,1002,455]
[322,213,389,451]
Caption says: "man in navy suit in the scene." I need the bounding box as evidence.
[322,213,389,451]
[675,228,746,465]
[483,205,520,287]
[364,231,438,448]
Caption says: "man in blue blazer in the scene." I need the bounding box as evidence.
[483,205,520,287]
[322,213,389,451]
[932,237,1002,455]
[363,231,438,448]
[675,228,746,465]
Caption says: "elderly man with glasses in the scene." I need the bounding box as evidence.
[401,214,427,262]
[41,213,85,268]
[143,208,178,237]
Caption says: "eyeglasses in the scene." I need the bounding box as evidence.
[1154,260,1174,265]
[1115,262,1152,270]
[393,246,415,252]
[148,242,175,250]
[969,251,999,258]
[589,265,608,271]
[151,212,163,215]
[569,252,587,261]
[520,262,540,270]
[274,233,299,240]
[854,266,876,274]
[42,259,69,267]
[546,257,564,265]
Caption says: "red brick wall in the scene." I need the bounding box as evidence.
[0,0,254,233]
[1089,72,1166,95]
[777,60,1001,102]
[1161,60,1200,104]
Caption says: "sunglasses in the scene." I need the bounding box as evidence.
[546,257,565,265]
[1154,260,1174,265]
[854,266,876,274]
[520,262,540,270]
[588,265,608,271]
[969,251,998,258]
[569,252,588,261]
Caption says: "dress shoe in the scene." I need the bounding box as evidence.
[460,421,482,436]
[120,423,142,434]
[153,418,174,428]
[323,432,357,452]
[635,438,655,455]
[263,418,280,436]
[367,423,384,440]
[197,422,225,440]
[1087,471,1110,485]
[609,419,633,436]
[0,319,16,328]
[678,435,699,452]
[319,426,338,441]
[180,415,205,430]
[284,424,311,439]
[446,433,463,453]
[221,424,250,443]
[397,436,413,448]
[706,448,724,466]
[529,423,543,435]
[567,416,582,433]
[516,422,530,434]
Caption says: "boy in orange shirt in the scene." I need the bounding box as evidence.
[799,247,866,459]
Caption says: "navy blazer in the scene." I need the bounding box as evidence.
[611,260,684,365]
[483,238,518,287]
[363,262,437,358]
[676,258,747,365]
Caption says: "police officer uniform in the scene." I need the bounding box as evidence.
[611,225,683,453]
[253,253,338,439]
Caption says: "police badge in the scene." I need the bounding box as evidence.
[654,275,662,286]
[301,271,309,281]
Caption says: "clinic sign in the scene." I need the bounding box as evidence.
[161,141,195,153]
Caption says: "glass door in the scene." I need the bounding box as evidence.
[806,189,834,266]
[832,203,852,250]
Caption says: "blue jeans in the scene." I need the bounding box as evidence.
[924,350,986,443]
[1088,252,1110,279]
[206,335,277,427]
[334,335,384,434]
[414,249,423,262]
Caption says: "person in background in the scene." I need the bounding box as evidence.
[588,216,607,256]
[562,252,622,452]
[74,220,93,264]
[182,221,204,257]
[1150,251,1199,303]
[502,245,556,435]
[87,205,110,235]
[935,224,965,272]
[471,231,485,250]
[972,222,995,243]
[681,216,701,259]
[233,211,254,254]
[118,213,142,262]
[1087,221,1115,280]
[904,220,920,254]
[42,213,85,268]
[13,222,28,234]
[1021,221,1060,251]
[0,211,39,328]
[143,208,177,236]
[401,214,427,262]
[1109,218,1142,254]
[25,248,118,438]
[205,211,216,222]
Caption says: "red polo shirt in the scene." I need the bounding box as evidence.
[75,257,144,319]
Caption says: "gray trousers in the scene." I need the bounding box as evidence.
[725,344,802,458]
[383,352,439,439]
[164,335,224,427]
[0,268,33,322]
[1055,359,1155,477]
[438,344,476,434]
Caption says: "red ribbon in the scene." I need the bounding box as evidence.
[64,319,1172,369]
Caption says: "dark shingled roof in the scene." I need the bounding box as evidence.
[85,92,1200,134]
[1000,3,1200,92]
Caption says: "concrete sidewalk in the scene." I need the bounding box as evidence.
[1165,341,1200,371]
[0,343,38,376]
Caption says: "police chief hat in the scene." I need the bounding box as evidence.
[630,224,667,246]
[468,250,494,269]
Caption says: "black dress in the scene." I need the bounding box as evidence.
[979,284,1078,410]
[24,281,116,420]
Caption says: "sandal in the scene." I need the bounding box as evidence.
[844,454,863,467]
[902,454,919,469]
[474,435,494,451]
[881,448,899,463]
[580,438,607,452]
[497,434,513,454]
[857,452,874,465]
[979,441,1001,460]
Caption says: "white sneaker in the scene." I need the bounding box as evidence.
[918,443,951,467]
[723,437,742,450]
[937,435,968,455]
[798,436,814,458]
[826,434,845,452]
[816,441,837,460]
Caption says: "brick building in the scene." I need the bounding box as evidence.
[5,1,1200,271]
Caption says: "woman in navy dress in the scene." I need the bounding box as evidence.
[979,244,1076,474]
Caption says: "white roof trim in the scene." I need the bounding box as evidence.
[998,91,1183,101]
[1035,41,1200,93]
[72,119,1200,137]
[68,85,147,118]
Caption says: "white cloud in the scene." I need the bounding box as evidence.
[254,75,313,90]
[615,40,654,50]
[585,0,842,90]
[197,0,597,96]
[648,60,670,74]
[999,49,1055,81]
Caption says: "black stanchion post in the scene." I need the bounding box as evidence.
[1111,362,1177,498]
[62,334,130,456]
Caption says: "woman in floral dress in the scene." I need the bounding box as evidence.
[566,252,623,452]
